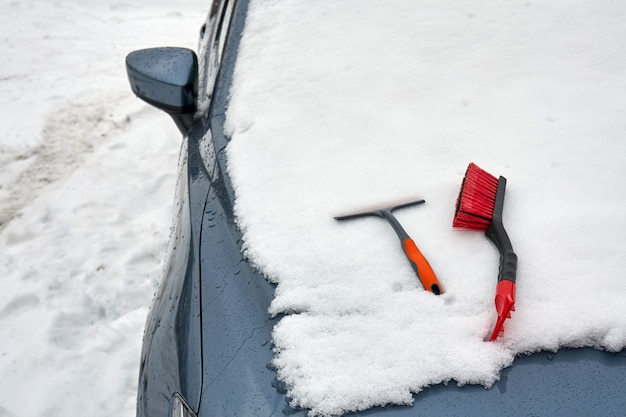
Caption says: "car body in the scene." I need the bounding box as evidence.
[126,1,626,416]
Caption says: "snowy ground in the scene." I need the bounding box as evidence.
[0,1,207,416]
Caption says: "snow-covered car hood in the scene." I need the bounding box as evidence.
[224,1,626,415]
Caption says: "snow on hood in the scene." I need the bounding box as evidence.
[225,0,626,415]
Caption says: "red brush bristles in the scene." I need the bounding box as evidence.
[453,163,499,230]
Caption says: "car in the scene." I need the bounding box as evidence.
[125,1,626,416]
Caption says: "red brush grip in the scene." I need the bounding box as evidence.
[489,280,516,341]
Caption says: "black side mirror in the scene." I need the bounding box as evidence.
[126,47,198,134]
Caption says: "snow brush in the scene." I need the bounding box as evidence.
[335,199,443,295]
[453,163,518,341]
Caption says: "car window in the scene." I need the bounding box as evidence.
[197,0,234,114]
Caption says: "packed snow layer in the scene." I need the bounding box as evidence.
[0,1,206,416]
[225,0,626,415]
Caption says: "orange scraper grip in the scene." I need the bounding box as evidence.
[402,238,443,295]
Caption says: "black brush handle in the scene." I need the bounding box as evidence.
[485,175,517,340]
[485,177,517,283]
[486,219,517,340]
[486,221,518,283]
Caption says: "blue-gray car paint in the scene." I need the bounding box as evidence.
[132,0,626,416]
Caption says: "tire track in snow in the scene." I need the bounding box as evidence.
[0,95,149,229]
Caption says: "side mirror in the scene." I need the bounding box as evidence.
[126,47,198,134]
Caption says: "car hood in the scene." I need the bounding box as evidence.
[196,0,626,415]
